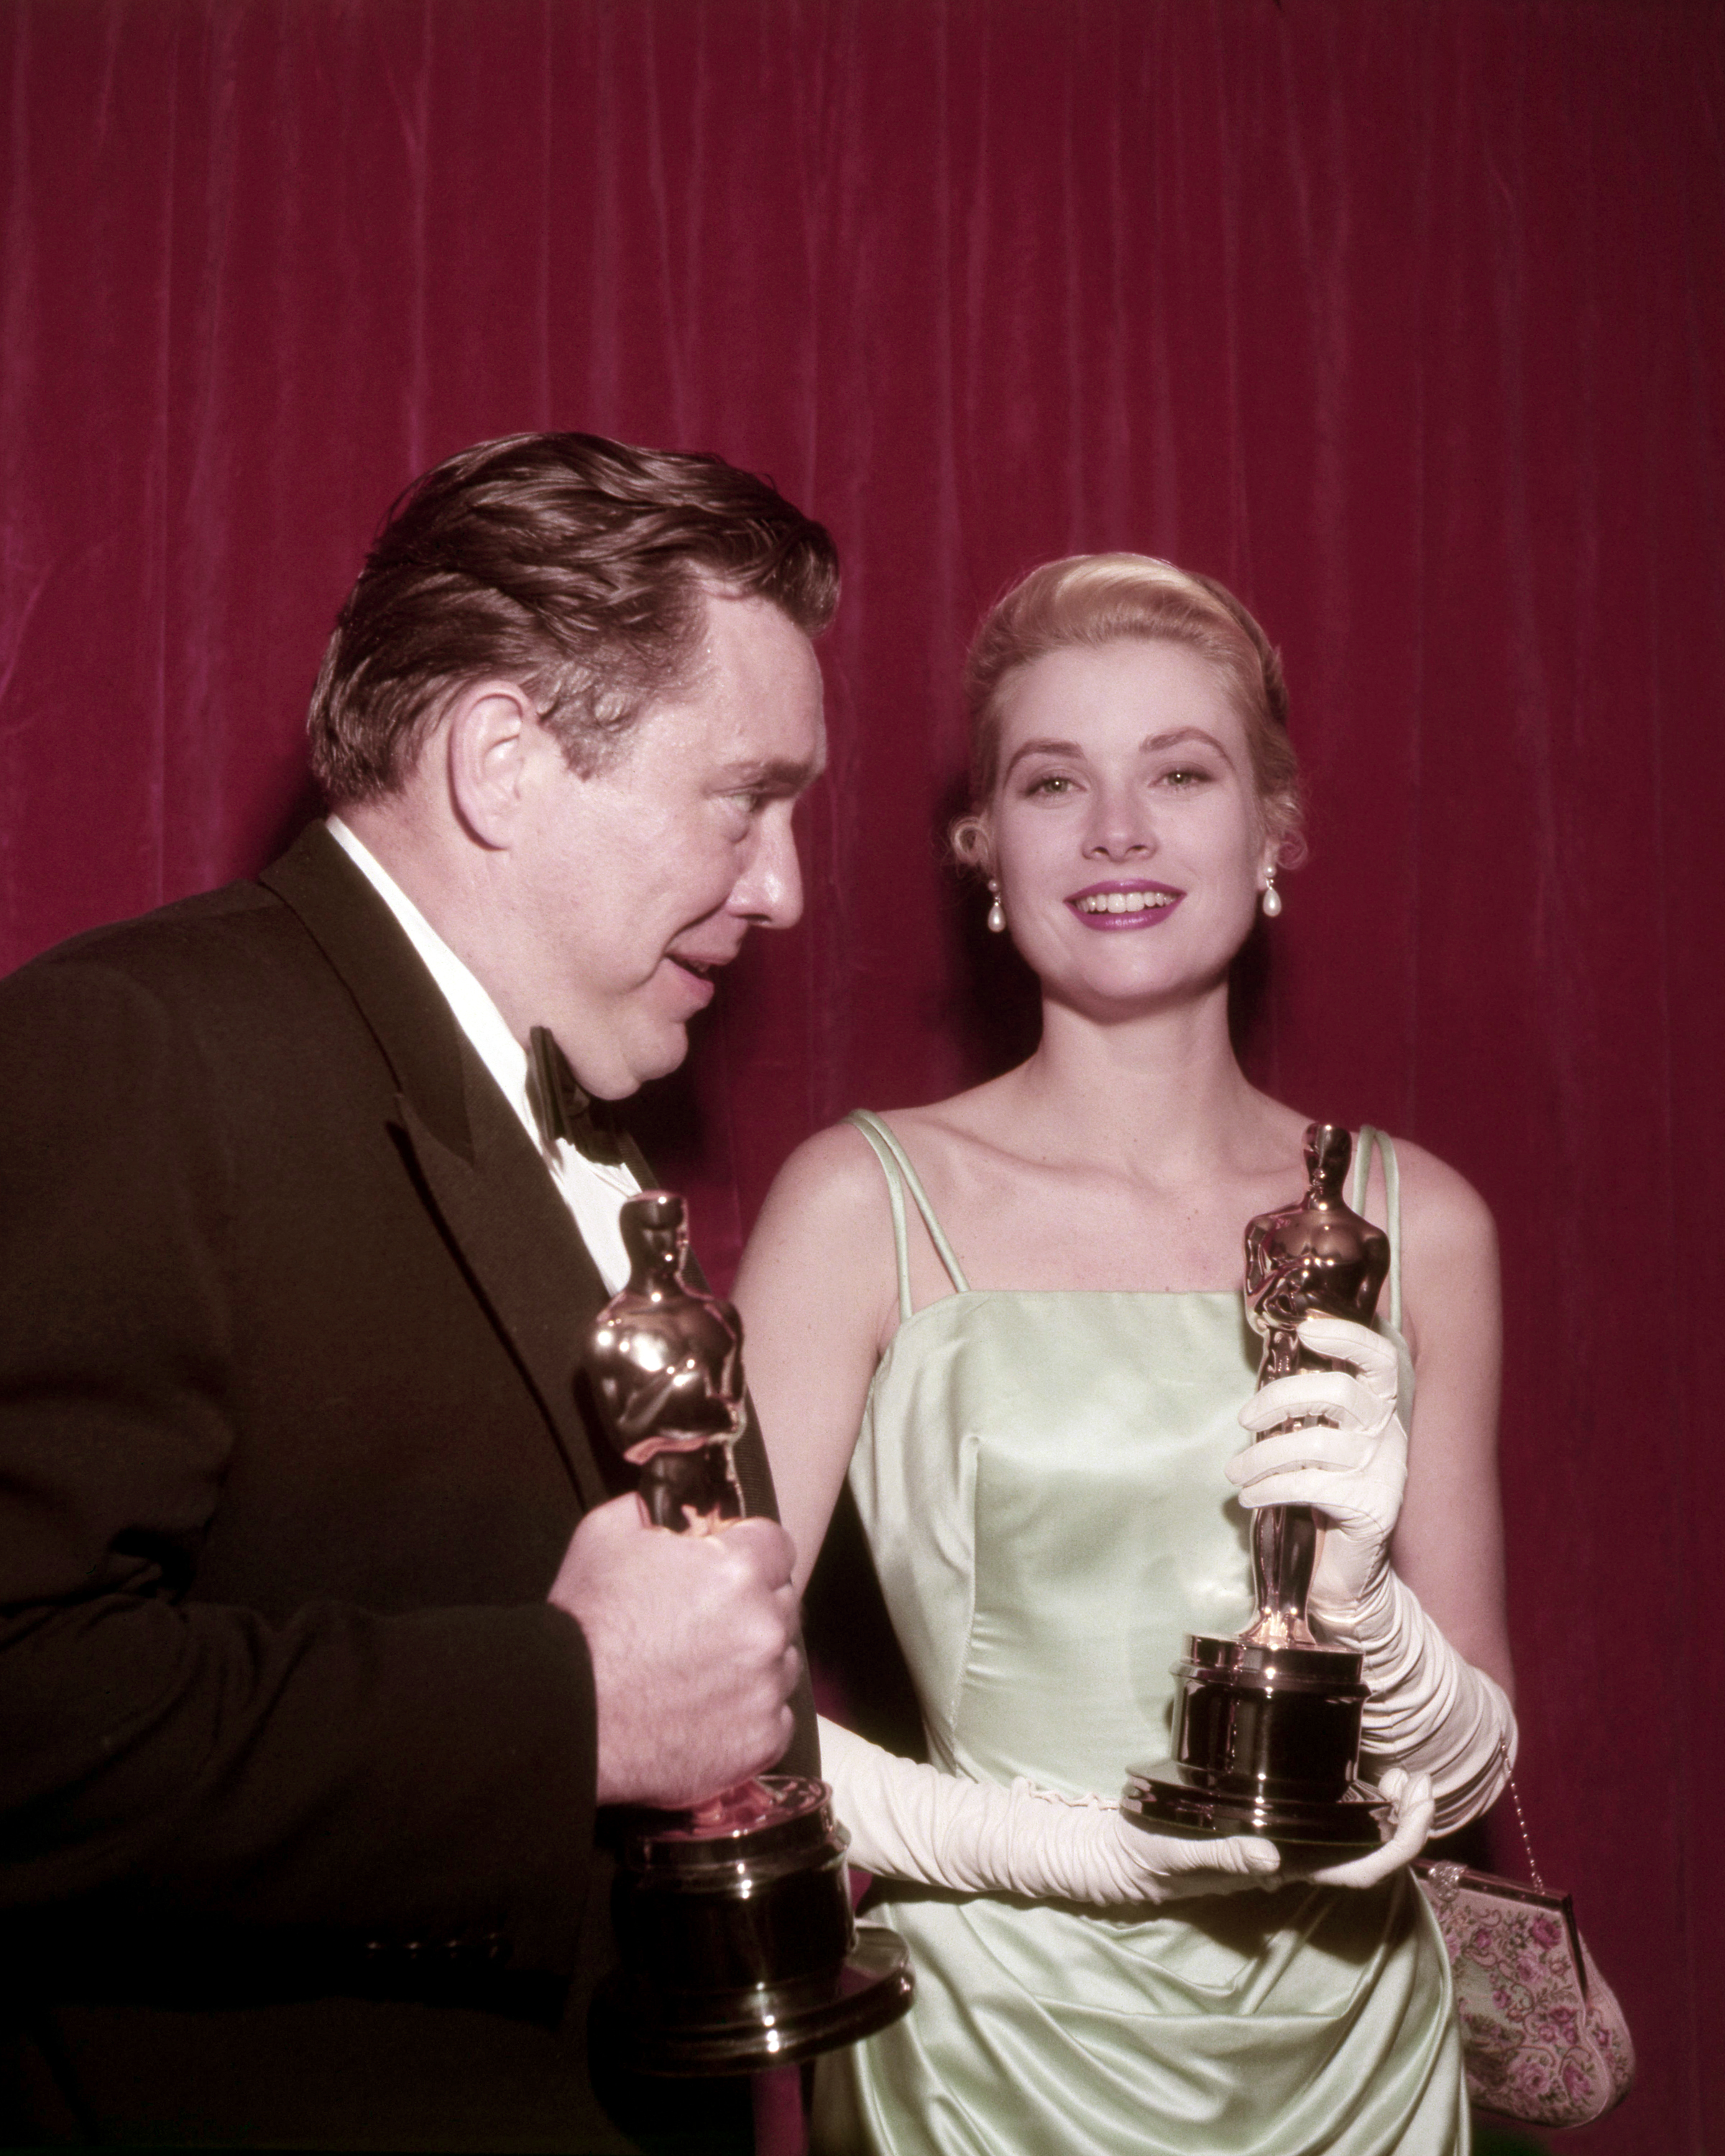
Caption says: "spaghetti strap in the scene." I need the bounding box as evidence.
[1349,1125,1403,1333]
[846,1111,972,1318]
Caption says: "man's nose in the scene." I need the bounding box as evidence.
[730,809,804,929]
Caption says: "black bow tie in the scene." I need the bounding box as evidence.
[527,1027,628,1169]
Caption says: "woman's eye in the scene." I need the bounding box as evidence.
[1159,765,1213,790]
[1026,773,1077,797]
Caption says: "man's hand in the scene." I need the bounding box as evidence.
[549,1496,801,1808]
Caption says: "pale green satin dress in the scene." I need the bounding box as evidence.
[814,1115,1464,2156]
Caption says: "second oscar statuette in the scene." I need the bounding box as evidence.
[1124,1124,1392,1851]
[582,1190,914,2073]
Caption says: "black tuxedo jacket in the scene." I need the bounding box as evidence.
[0,822,812,2151]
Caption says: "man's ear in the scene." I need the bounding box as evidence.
[443,678,540,849]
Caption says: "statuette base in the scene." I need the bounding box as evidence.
[1123,1634,1389,1853]
[598,1774,915,2075]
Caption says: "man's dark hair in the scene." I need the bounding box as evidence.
[307,432,840,803]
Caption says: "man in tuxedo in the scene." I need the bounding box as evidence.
[0,433,833,2151]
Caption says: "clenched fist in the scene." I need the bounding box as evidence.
[549,1496,801,1808]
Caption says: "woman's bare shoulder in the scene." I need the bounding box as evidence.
[1374,1133,1501,1365]
[877,1072,1039,1164]
[749,1082,1016,1258]
[1382,1133,1499,1264]
[753,1115,896,1223]
[737,1119,904,1355]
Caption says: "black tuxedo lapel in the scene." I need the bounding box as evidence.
[399,1061,612,1514]
[261,822,613,1514]
[260,822,472,1157]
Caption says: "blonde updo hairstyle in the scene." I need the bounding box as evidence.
[950,554,1306,875]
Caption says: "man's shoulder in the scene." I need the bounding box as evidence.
[4,824,374,1005]
[0,826,393,1069]
[2,874,321,1022]
[25,873,279,958]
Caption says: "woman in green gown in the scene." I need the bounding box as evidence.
[735,557,1517,2155]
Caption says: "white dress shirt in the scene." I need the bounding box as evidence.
[326,817,640,1292]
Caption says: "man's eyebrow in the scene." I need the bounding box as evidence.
[720,753,826,791]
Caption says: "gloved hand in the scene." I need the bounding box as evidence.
[1300,1766,1435,1888]
[1226,1312,1407,1621]
[818,1716,1282,1907]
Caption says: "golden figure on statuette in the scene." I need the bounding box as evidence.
[584,1192,749,1540]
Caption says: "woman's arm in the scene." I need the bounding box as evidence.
[733,1123,903,1598]
[1388,1142,1515,1698]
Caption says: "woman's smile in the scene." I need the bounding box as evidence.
[1067,877,1184,926]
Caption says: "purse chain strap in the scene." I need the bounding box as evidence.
[1502,1737,1546,1894]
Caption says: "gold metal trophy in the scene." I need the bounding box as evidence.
[1123,1124,1392,1850]
[583,1190,914,2073]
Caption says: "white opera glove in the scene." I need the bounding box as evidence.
[1225,1314,1516,1833]
[1320,1568,1517,1834]
[817,1716,1283,1907]
[1301,1766,1435,1887]
[1228,1313,1407,1618]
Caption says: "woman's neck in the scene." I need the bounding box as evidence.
[993,981,1288,1181]
[901,980,1310,1296]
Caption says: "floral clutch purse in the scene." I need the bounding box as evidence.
[1413,1777,1634,2129]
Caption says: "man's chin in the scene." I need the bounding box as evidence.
[580,1021,691,1102]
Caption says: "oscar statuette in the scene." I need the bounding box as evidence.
[582,1191,914,2074]
[1123,1124,1392,1851]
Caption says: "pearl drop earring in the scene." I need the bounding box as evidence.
[986,880,1006,934]
[1260,870,1282,919]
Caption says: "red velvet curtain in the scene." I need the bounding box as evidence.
[3,4,1720,2145]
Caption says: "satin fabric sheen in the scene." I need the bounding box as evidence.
[814,1121,1461,2155]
